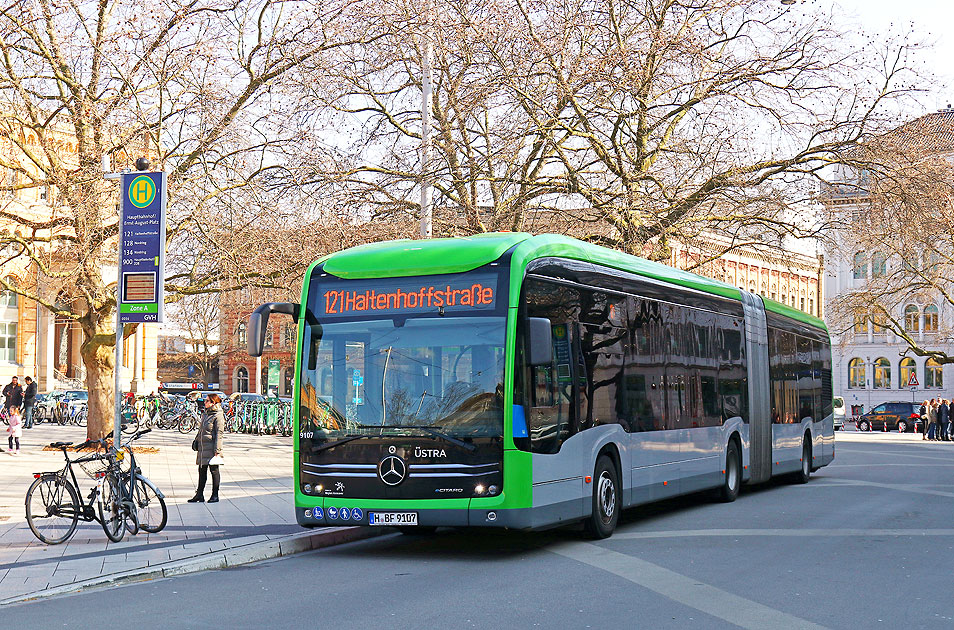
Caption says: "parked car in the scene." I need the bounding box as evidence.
[833,396,846,430]
[856,401,921,432]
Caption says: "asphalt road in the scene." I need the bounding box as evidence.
[6,433,954,630]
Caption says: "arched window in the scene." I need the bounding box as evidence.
[904,305,919,332]
[925,359,943,389]
[236,322,247,348]
[853,252,867,279]
[899,358,916,389]
[871,252,887,277]
[873,358,891,389]
[235,366,249,393]
[848,358,866,389]
[924,305,939,332]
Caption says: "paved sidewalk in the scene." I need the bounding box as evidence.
[0,422,347,603]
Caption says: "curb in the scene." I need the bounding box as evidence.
[0,526,389,607]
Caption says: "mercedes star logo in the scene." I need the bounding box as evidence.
[378,455,407,486]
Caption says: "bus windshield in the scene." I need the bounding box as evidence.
[299,270,507,440]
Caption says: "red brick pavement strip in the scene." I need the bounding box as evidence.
[0,526,390,607]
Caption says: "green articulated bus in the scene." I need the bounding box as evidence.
[248,233,834,538]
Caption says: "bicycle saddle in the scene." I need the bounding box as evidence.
[49,441,73,448]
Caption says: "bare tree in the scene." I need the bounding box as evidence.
[302,0,923,258]
[825,113,954,364]
[0,0,375,439]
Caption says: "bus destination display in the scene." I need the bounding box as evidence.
[319,272,498,318]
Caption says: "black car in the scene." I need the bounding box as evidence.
[856,401,921,432]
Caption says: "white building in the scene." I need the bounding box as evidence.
[823,109,954,416]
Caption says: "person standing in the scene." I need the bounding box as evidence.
[22,376,36,429]
[5,405,21,455]
[2,376,22,414]
[928,399,939,440]
[937,398,954,442]
[188,393,225,503]
[920,400,929,440]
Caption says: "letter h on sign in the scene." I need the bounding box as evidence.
[132,179,152,205]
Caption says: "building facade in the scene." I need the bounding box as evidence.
[823,109,954,416]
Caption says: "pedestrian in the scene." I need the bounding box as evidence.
[920,400,929,440]
[938,399,950,441]
[941,398,954,442]
[2,376,22,414]
[22,376,36,429]
[928,398,939,440]
[6,405,21,455]
[188,393,225,503]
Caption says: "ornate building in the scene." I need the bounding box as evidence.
[822,108,954,416]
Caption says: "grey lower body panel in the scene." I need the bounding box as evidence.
[296,506,535,529]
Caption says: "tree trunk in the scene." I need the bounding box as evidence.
[81,330,116,441]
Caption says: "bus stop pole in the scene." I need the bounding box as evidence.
[105,160,124,450]
[113,202,123,451]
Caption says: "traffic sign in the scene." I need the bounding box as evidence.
[119,171,166,323]
[907,371,920,387]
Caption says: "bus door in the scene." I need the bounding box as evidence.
[626,297,684,502]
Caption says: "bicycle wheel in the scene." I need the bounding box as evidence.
[121,413,139,434]
[25,476,80,545]
[135,477,168,533]
[98,473,126,542]
[76,409,87,427]
[178,415,197,434]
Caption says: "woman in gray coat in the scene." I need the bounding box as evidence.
[188,393,225,503]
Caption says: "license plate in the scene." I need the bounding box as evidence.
[368,512,418,526]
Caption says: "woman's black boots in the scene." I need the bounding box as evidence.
[187,492,204,503]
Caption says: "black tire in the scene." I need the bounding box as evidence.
[897,420,908,433]
[397,526,437,535]
[122,415,139,434]
[794,438,811,484]
[99,473,126,542]
[178,416,197,434]
[859,420,870,432]
[584,455,619,539]
[135,477,168,533]
[717,440,742,502]
[25,476,80,545]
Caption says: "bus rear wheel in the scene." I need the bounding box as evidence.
[793,438,811,484]
[716,440,741,503]
[584,455,619,539]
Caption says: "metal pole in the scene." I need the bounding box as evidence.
[419,0,433,239]
[113,205,123,450]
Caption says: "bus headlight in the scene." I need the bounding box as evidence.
[474,484,485,495]
[315,484,323,494]
[304,484,313,494]
[488,485,498,495]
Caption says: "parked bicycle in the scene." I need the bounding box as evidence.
[25,430,166,544]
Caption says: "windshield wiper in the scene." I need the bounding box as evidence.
[310,434,377,453]
[377,425,477,452]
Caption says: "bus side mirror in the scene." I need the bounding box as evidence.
[248,302,299,357]
[527,317,553,366]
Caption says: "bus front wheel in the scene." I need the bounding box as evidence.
[584,455,619,539]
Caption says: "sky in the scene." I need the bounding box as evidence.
[838,0,954,113]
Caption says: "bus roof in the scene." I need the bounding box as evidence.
[319,232,827,331]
